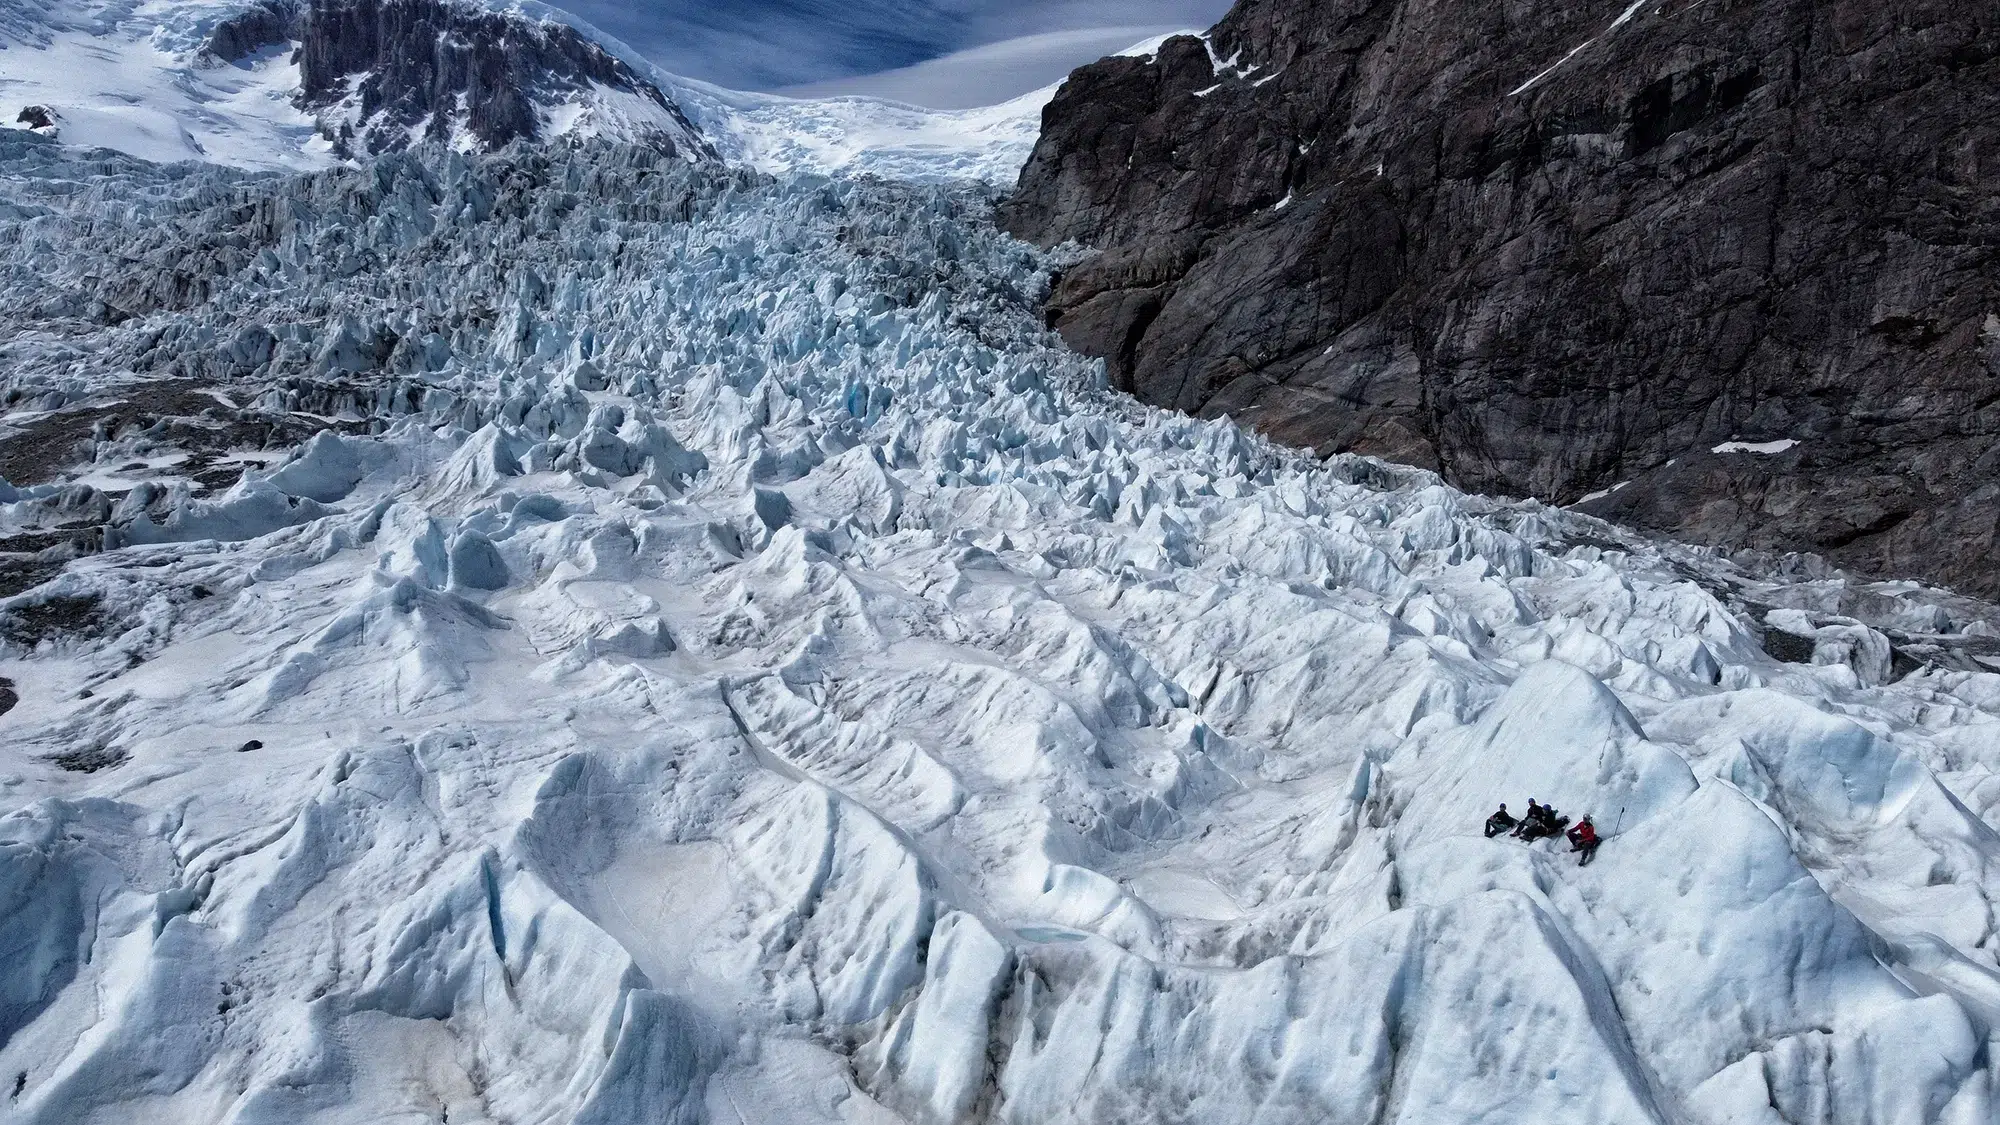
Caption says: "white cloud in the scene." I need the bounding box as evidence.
[777,25,1194,109]
[550,1,1231,92]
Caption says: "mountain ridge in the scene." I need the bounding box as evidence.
[242,0,715,159]
[0,0,1060,182]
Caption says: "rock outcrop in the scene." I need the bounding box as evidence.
[203,0,713,160]
[1001,0,2000,595]
[199,0,297,64]
[12,106,58,136]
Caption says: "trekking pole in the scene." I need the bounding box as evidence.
[1612,806,1625,837]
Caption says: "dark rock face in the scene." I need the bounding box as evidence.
[200,0,297,64]
[238,0,715,160]
[14,106,58,134]
[1002,0,2000,595]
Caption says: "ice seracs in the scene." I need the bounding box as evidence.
[0,134,1997,1123]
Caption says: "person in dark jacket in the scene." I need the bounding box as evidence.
[1510,799,1543,837]
[1567,816,1600,865]
[1484,803,1518,837]
[1520,802,1568,842]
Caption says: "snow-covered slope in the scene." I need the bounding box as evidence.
[2,134,1998,1124]
[0,0,710,168]
[691,32,1190,185]
[0,0,326,168]
[705,84,1055,186]
[670,32,1190,186]
[0,0,1077,183]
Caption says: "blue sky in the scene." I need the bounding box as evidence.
[558,0,1233,106]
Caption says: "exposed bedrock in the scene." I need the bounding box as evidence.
[1001,0,2000,595]
[203,0,714,160]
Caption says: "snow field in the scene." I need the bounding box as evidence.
[0,0,329,168]
[0,138,1997,1123]
[0,0,1061,184]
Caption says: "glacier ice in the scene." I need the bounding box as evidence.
[0,132,1998,1125]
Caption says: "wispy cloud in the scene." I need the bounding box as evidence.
[778,26,1193,109]
[555,0,1231,95]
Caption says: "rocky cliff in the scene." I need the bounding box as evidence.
[1001,0,2000,595]
[204,0,712,160]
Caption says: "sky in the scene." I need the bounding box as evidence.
[556,0,1234,107]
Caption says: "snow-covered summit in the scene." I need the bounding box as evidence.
[1,135,1997,1123]
[287,0,712,161]
[0,0,1079,182]
[0,0,711,166]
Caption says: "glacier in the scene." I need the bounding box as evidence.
[1,126,1999,1125]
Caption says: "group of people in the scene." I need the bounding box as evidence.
[1484,799,1600,865]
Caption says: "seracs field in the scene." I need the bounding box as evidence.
[1,135,1998,1124]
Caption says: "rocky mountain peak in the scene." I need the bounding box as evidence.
[201,0,715,160]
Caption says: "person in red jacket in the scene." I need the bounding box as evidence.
[1567,816,1600,866]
